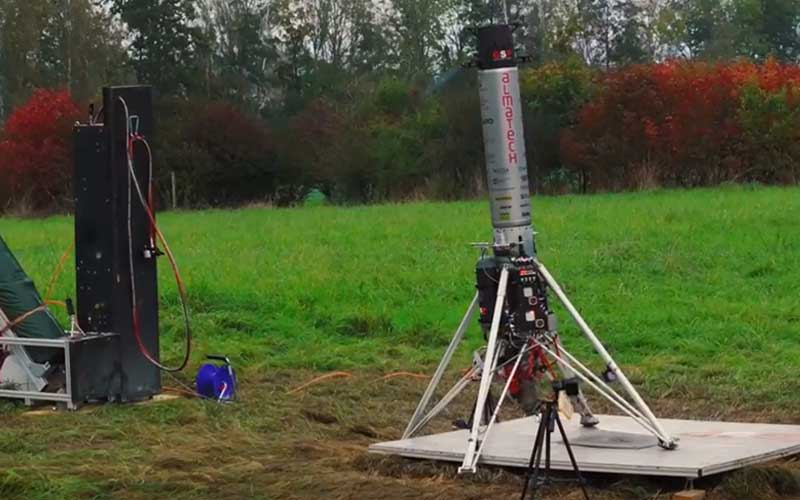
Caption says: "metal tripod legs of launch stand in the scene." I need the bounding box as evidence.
[403,261,677,475]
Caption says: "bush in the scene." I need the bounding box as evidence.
[428,80,485,200]
[561,60,800,191]
[563,62,743,190]
[283,79,464,204]
[156,98,289,207]
[520,59,595,193]
[278,98,362,203]
[0,89,81,212]
[738,80,800,184]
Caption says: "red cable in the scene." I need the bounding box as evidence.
[537,347,558,380]
[127,135,191,372]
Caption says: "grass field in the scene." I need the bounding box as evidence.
[0,185,799,499]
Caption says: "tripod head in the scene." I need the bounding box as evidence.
[548,378,581,402]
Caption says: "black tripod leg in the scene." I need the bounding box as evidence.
[467,395,480,428]
[486,391,500,425]
[467,389,497,428]
[520,409,547,500]
[554,411,591,500]
[544,407,552,485]
[485,390,499,424]
[528,405,550,499]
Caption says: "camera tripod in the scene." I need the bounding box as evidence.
[520,383,591,500]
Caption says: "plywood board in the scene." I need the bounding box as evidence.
[370,415,800,479]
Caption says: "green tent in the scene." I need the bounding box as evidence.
[0,235,65,364]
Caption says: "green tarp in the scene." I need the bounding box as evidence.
[0,235,65,364]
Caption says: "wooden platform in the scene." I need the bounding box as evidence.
[370,415,800,479]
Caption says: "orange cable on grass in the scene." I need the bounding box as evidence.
[163,386,210,400]
[44,241,75,301]
[45,300,67,309]
[370,372,429,384]
[0,305,48,335]
[287,372,354,395]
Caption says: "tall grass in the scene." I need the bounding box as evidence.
[2,185,799,403]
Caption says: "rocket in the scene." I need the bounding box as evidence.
[476,24,535,258]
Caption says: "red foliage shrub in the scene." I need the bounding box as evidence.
[562,61,800,190]
[0,89,81,211]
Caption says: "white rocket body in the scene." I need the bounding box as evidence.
[478,52,535,256]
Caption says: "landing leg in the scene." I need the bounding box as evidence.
[459,266,510,474]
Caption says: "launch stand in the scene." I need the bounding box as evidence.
[398,23,675,477]
[370,23,800,484]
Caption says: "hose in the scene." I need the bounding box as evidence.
[119,97,192,372]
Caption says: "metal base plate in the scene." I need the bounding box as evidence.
[370,415,800,478]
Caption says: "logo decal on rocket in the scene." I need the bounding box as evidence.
[501,72,518,166]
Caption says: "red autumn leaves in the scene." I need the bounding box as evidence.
[562,60,800,188]
[0,89,81,211]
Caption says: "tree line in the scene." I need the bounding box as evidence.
[1,0,799,210]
